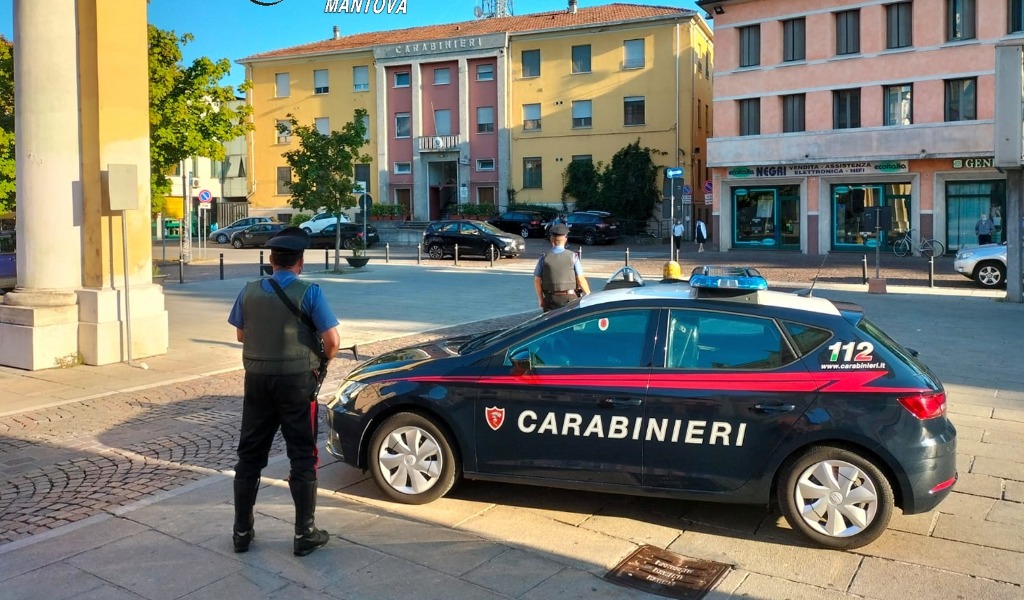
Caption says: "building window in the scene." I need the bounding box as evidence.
[783,18,806,62]
[1012,0,1024,33]
[523,103,541,131]
[836,9,861,55]
[275,72,290,97]
[523,157,542,189]
[434,67,450,85]
[313,69,329,94]
[739,99,760,136]
[572,155,592,162]
[353,65,369,91]
[833,89,861,129]
[739,25,760,67]
[783,94,805,133]
[572,100,592,128]
[572,45,591,73]
[522,49,540,77]
[476,63,494,81]
[275,119,291,144]
[276,166,292,195]
[394,71,410,87]
[434,109,451,136]
[210,159,223,179]
[395,112,410,138]
[947,0,975,41]
[886,3,912,49]
[884,84,912,126]
[394,162,412,174]
[314,117,330,135]
[476,159,495,171]
[477,106,494,134]
[623,39,645,69]
[624,96,645,126]
[360,114,370,141]
[355,164,370,194]
[945,78,976,121]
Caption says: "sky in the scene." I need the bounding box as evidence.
[0,0,704,88]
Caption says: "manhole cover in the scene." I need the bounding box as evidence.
[175,410,240,425]
[604,545,730,600]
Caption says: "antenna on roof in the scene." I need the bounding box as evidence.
[797,251,830,297]
[476,0,513,18]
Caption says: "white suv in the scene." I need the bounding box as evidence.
[299,212,352,234]
[954,243,1007,288]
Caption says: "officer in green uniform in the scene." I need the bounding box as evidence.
[227,227,341,556]
[534,223,591,311]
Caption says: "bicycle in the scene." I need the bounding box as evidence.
[892,229,944,257]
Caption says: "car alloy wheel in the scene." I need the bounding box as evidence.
[368,413,458,504]
[520,226,530,238]
[342,237,355,250]
[232,238,244,249]
[216,234,229,244]
[975,262,1005,289]
[428,244,444,260]
[777,446,893,549]
[583,231,597,246]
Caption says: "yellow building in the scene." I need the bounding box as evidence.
[240,2,713,229]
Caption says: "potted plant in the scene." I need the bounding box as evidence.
[345,232,370,268]
[152,264,168,285]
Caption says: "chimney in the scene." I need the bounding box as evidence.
[332,25,340,40]
[568,0,577,14]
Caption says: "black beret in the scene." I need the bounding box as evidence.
[265,226,311,251]
[548,223,570,236]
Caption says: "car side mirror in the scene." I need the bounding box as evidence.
[510,349,533,375]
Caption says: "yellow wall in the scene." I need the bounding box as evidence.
[246,51,378,214]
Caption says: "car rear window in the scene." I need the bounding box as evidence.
[856,318,930,378]
[782,321,833,357]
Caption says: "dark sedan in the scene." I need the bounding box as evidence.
[487,211,549,239]
[309,223,380,250]
[422,220,526,260]
[230,223,287,248]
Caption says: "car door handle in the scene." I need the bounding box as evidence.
[752,403,797,414]
[598,398,642,409]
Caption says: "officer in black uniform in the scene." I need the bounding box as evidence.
[227,226,341,556]
[534,222,591,311]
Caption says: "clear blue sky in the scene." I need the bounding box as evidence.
[0,0,703,88]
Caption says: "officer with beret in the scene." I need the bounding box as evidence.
[534,222,591,312]
[227,226,341,556]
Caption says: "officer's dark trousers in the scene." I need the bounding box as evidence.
[543,294,575,312]
[235,371,319,484]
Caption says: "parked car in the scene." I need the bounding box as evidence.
[422,220,526,261]
[299,212,352,235]
[229,222,287,248]
[564,210,619,245]
[954,243,1007,289]
[309,223,380,249]
[209,216,274,245]
[0,231,15,291]
[487,211,549,239]
[325,271,957,550]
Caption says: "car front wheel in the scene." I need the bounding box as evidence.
[974,261,1006,289]
[368,413,459,504]
[216,233,229,244]
[231,238,244,249]
[428,244,444,260]
[777,446,894,549]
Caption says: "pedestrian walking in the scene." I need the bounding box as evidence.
[672,219,684,259]
[975,213,994,245]
[534,223,591,312]
[227,226,342,557]
[695,218,708,253]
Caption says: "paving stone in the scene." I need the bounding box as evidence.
[993,407,1024,423]
[519,567,653,599]
[1006,480,1024,503]
[947,403,993,418]
[461,547,567,597]
[932,513,1024,552]
[340,555,508,600]
[2,561,112,600]
[857,529,1023,585]
[954,471,1006,499]
[971,456,1024,481]
[957,438,1024,462]
[987,500,1024,527]
[933,490,996,519]
[721,570,861,600]
[178,565,291,600]
[849,555,1021,600]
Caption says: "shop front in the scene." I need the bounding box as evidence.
[831,182,912,252]
[731,185,800,250]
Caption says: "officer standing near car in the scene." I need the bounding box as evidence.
[227,226,341,557]
[534,222,591,311]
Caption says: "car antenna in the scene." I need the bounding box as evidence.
[797,251,830,297]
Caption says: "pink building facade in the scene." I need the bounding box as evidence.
[699,0,1015,255]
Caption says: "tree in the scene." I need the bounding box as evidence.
[599,140,665,228]
[279,110,371,271]
[0,37,14,215]
[562,158,601,212]
[148,25,252,216]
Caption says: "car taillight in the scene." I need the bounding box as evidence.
[898,392,946,420]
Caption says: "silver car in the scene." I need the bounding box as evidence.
[954,243,1006,288]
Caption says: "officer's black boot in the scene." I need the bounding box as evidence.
[232,477,260,553]
[290,480,329,556]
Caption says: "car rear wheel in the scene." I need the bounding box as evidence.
[342,237,355,250]
[974,261,1006,288]
[777,446,893,549]
[368,412,459,505]
[302,226,312,234]
[215,233,229,244]
[583,231,597,246]
[520,226,530,238]
[428,244,444,260]
[231,238,244,249]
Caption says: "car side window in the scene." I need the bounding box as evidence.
[461,222,480,235]
[782,321,833,357]
[666,310,794,370]
[566,215,578,225]
[507,309,654,369]
[0,235,14,253]
[439,223,458,234]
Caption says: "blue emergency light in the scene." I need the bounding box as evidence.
[689,266,768,291]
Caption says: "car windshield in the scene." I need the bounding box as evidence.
[459,310,558,355]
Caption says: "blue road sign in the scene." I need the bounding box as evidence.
[665,167,683,179]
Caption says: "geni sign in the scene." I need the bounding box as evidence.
[952,158,995,169]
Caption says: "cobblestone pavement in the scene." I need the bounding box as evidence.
[0,316,527,547]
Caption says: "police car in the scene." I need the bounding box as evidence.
[326,273,957,549]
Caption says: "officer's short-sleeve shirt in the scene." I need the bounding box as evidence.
[228,271,340,335]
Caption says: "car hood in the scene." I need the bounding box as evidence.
[955,243,1006,260]
[347,335,474,380]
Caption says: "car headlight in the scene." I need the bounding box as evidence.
[956,251,974,260]
[497,237,515,246]
[328,380,367,410]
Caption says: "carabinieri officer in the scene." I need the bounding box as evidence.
[227,226,341,556]
[534,222,591,312]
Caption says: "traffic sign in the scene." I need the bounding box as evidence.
[665,167,683,179]
[703,180,714,194]
[198,189,213,203]
[682,184,692,194]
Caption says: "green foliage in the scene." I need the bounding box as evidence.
[0,37,14,215]
[149,25,252,216]
[562,158,601,211]
[371,203,403,217]
[456,203,495,217]
[289,213,308,227]
[562,140,664,229]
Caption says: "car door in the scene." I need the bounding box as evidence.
[642,308,815,492]
[474,307,657,486]
[459,221,486,256]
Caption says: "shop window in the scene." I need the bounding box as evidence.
[732,185,800,249]
[832,184,911,251]
[945,180,1007,251]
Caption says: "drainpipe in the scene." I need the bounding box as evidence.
[246,63,257,202]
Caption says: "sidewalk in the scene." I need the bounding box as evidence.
[0,261,1021,599]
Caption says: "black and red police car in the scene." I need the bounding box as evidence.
[326,273,957,549]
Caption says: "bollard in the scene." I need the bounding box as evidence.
[417,243,422,264]
[577,245,582,260]
[489,244,495,268]
[625,247,630,267]
[178,257,184,284]
[862,255,868,284]
[259,250,265,277]
[386,243,390,263]
[929,256,935,288]
[325,248,329,270]
[455,243,460,267]
[219,253,224,280]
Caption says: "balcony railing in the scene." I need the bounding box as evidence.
[417,134,461,152]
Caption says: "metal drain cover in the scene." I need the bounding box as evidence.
[604,545,730,600]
